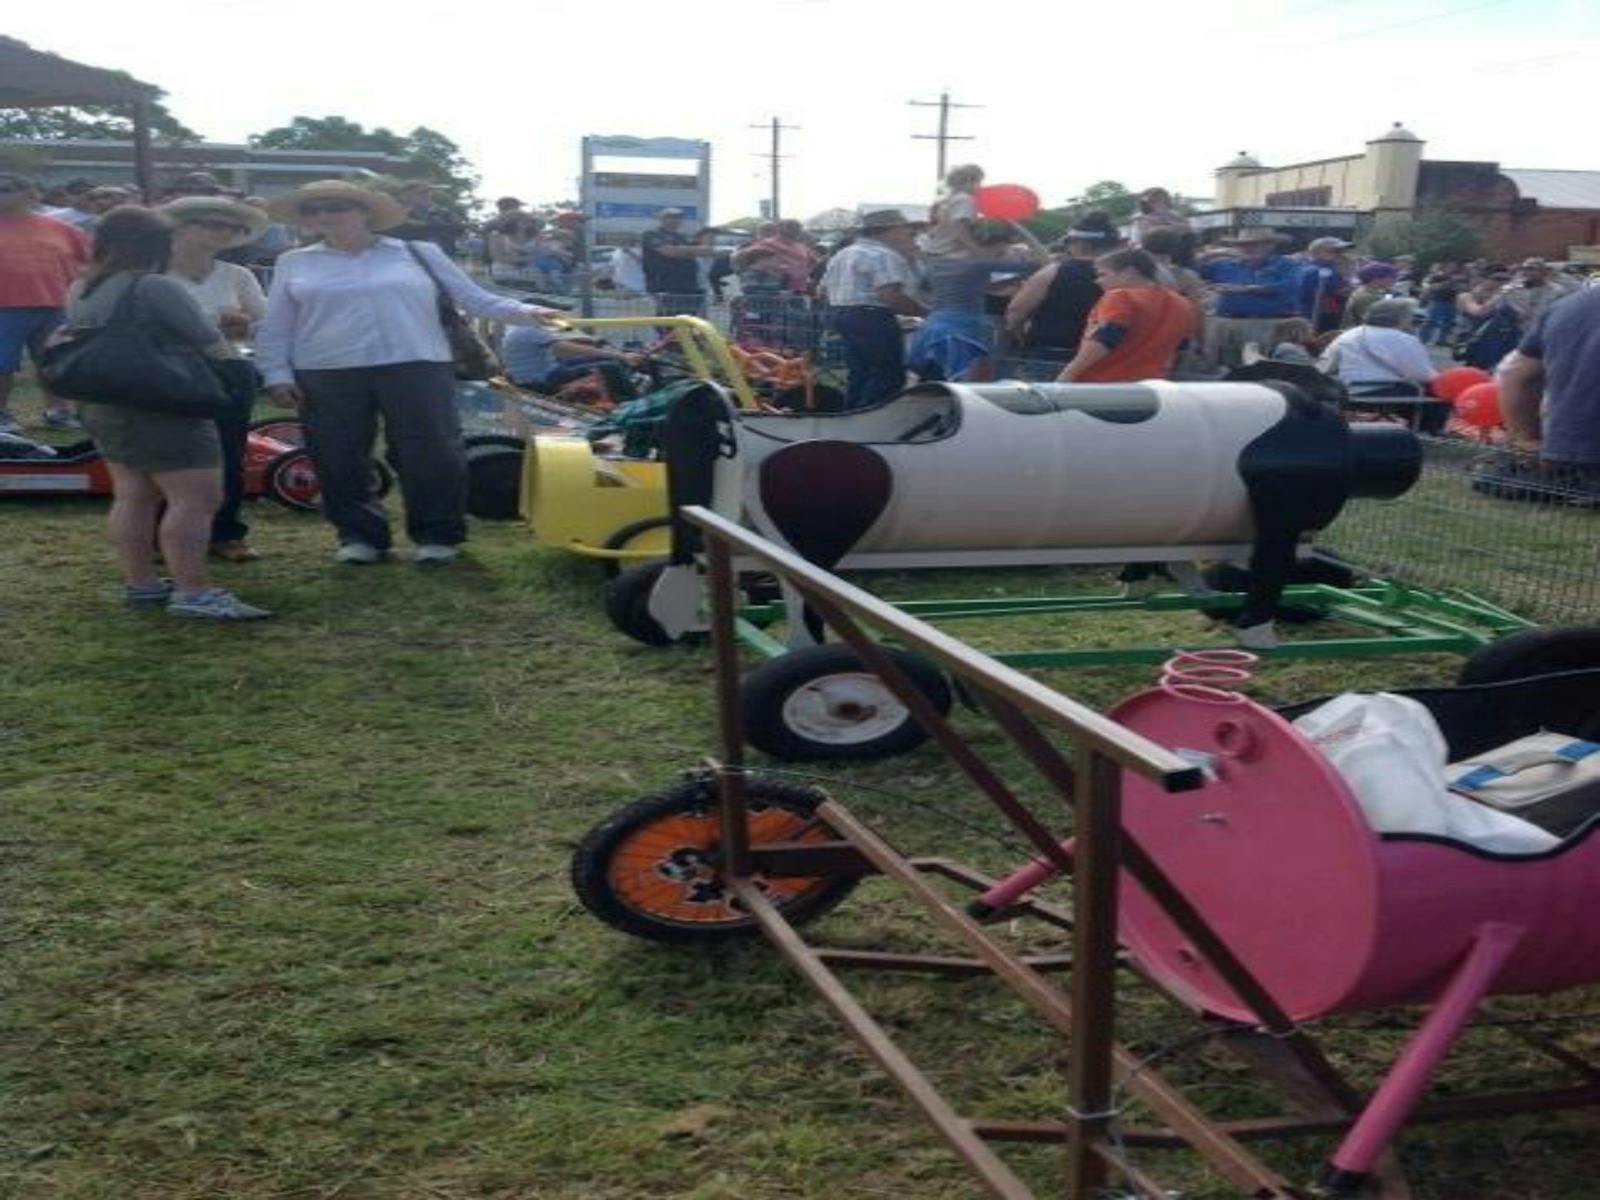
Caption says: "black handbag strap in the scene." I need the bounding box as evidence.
[402,240,459,323]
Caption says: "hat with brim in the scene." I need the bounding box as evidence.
[1225,228,1286,245]
[857,208,923,234]
[160,196,270,249]
[267,180,407,231]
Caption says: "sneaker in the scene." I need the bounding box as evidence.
[124,579,174,608]
[413,544,460,565]
[167,588,273,621]
[335,542,386,565]
[42,409,83,430]
[1231,619,1279,650]
[0,410,20,434]
[210,540,261,563]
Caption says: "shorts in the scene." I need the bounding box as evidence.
[80,402,221,473]
[0,307,64,374]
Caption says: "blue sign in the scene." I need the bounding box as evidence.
[594,201,699,219]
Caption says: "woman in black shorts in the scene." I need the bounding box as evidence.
[65,207,271,619]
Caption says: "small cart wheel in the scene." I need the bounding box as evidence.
[247,417,305,445]
[265,448,394,513]
[1458,626,1600,686]
[741,645,952,761]
[603,561,675,646]
[600,516,672,579]
[571,775,858,943]
[464,441,524,520]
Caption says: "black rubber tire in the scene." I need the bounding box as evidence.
[604,561,674,646]
[464,442,524,520]
[1457,626,1600,686]
[600,516,672,579]
[248,417,306,445]
[741,644,953,761]
[570,774,858,944]
[265,447,393,513]
[463,433,526,453]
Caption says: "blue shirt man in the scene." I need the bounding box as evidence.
[1200,230,1303,319]
[1505,288,1600,465]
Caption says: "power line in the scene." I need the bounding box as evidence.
[750,116,798,220]
[910,91,980,183]
[1315,0,1514,45]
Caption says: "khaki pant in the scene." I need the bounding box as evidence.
[1205,316,1288,369]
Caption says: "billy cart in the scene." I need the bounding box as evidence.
[574,506,1600,1199]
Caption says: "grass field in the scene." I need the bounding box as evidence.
[5,384,1600,1200]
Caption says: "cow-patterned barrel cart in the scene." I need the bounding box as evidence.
[605,378,1549,761]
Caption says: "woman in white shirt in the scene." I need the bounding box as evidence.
[161,196,269,562]
[1319,298,1446,431]
[257,181,558,564]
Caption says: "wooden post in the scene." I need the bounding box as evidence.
[130,98,156,203]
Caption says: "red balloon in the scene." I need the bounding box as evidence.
[1431,366,1491,402]
[974,184,1041,222]
[1454,381,1502,429]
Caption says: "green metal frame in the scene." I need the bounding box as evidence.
[732,579,1535,668]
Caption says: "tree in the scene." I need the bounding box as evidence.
[0,98,200,144]
[1361,210,1483,272]
[249,115,480,214]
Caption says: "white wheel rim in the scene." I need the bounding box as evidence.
[779,671,912,746]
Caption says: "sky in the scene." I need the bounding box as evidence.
[10,0,1600,222]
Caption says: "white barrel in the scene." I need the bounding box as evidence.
[717,381,1289,553]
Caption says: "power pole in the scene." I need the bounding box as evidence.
[910,91,980,183]
[751,116,798,219]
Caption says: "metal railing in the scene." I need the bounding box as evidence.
[1332,435,1600,626]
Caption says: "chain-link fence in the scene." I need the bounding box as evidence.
[1330,436,1600,626]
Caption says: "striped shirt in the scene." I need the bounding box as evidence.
[821,239,920,307]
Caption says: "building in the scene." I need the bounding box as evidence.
[1197,124,1600,261]
[0,137,415,197]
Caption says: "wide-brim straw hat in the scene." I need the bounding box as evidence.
[267,180,407,231]
[159,196,271,249]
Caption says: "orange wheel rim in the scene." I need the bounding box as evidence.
[608,805,835,924]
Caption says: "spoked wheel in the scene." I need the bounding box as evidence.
[248,417,306,445]
[741,644,952,761]
[264,447,395,513]
[571,775,859,943]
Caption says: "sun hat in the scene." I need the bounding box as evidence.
[858,209,924,233]
[1308,236,1354,252]
[159,195,270,248]
[267,180,407,230]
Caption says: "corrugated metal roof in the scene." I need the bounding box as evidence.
[1503,169,1600,210]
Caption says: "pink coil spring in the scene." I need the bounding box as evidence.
[1159,649,1259,705]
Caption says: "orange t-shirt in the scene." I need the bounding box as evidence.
[0,214,90,309]
[1077,286,1194,382]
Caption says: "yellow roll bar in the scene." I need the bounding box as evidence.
[554,315,759,410]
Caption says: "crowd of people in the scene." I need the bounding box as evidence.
[3,160,1597,622]
[0,170,562,620]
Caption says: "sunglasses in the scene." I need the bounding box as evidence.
[300,200,359,216]
[189,217,250,235]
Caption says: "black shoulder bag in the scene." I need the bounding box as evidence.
[403,241,503,381]
[39,275,229,418]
